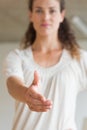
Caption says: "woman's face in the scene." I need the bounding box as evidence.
[29,0,65,37]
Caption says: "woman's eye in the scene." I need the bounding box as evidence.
[50,10,56,14]
[35,9,42,13]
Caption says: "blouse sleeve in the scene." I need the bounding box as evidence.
[3,49,24,82]
[79,49,87,91]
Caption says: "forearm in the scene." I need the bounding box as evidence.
[6,76,28,103]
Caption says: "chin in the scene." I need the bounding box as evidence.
[38,30,54,37]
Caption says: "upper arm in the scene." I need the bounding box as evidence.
[3,49,24,82]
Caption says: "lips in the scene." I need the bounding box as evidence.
[41,23,50,27]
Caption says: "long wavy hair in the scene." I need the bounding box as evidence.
[21,0,80,59]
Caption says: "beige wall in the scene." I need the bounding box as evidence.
[0,41,87,130]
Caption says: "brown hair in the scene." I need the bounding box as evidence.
[21,0,80,59]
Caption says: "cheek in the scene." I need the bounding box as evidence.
[54,16,63,27]
[32,17,41,30]
[31,13,40,22]
[52,18,61,30]
[33,16,41,24]
[53,18,60,25]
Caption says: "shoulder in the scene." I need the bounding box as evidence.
[79,48,87,61]
[79,48,87,67]
[6,47,31,60]
[64,48,87,69]
[80,48,87,56]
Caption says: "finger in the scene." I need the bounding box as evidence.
[28,97,52,106]
[31,108,50,112]
[27,97,53,112]
[27,95,43,106]
[33,99,52,106]
[33,71,40,85]
[30,104,52,112]
[29,104,51,112]
[29,97,52,108]
[44,99,53,106]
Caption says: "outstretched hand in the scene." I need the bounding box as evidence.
[25,71,52,112]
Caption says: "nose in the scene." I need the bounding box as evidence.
[42,12,50,21]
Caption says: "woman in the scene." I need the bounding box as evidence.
[4,0,87,130]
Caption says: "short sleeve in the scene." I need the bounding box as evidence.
[3,49,24,81]
[79,49,87,91]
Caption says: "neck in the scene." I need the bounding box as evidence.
[32,35,62,52]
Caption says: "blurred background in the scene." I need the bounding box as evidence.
[0,0,87,130]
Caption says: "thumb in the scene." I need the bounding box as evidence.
[33,71,40,86]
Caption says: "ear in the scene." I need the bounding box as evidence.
[60,10,65,23]
[28,11,33,22]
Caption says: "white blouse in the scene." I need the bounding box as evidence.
[4,46,87,130]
